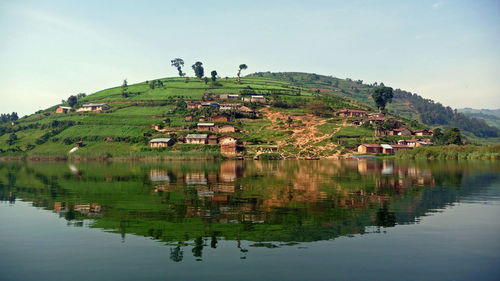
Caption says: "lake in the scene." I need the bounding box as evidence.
[1,160,499,280]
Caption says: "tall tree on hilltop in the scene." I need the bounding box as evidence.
[10,112,19,121]
[211,70,217,83]
[237,64,247,84]
[122,79,128,98]
[372,86,393,112]
[192,61,204,79]
[171,58,185,77]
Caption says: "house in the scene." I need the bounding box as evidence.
[149,138,174,148]
[185,134,208,144]
[208,135,218,145]
[56,106,72,113]
[398,139,431,147]
[337,109,367,118]
[187,103,200,109]
[219,103,239,111]
[209,115,229,122]
[216,124,237,133]
[219,136,238,156]
[380,144,394,154]
[413,129,433,136]
[250,96,266,103]
[367,116,385,125]
[392,128,412,136]
[391,144,414,153]
[198,116,208,122]
[220,94,240,99]
[184,115,193,121]
[76,103,110,112]
[201,102,219,108]
[357,144,382,153]
[368,112,385,118]
[197,123,216,131]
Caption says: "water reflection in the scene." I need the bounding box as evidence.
[0,160,499,262]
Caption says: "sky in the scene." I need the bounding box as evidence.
[1,0,499,116]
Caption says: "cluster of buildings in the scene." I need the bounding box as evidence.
[149,135,238,156]
[357,139,433,154]
[338,108,434,137]
[56,103,110,114]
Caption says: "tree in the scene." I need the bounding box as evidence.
[431,128,444,144]
[67,95,77,107]
[6,133,17,145]
[306,100,329,116]
[445,127,462,145]
[192,61,204,79]
[171,58,185,77]
[122,79,128,98]
[10,112,19,121]
[210,70,217,83]
[372,86,393,112]
[237,64,247,84]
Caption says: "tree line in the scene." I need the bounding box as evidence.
[0,112,19,124]
[393,89,499,138]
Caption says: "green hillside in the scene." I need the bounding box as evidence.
[253,72,500,138]
[457,108,500,129]
[0,74,498,160]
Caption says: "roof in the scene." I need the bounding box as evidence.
[380,144,393,149]
[393,128,409,131]
[59,106,72,109]
[367,117,385,121]
[197,123,215,126]
[391,145,412,148]
[208,135,218,138]
[252,95,265,98]
[186,134,208,139]
[345,109,366,113]
[82,103,108,107]
[149,138,172,143]
[361,144,382,148]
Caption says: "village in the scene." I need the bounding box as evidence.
[55,92,434,158]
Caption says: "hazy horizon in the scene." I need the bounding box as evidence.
[1,0,499,116]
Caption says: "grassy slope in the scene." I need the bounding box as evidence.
[457,108,500,129]
[1,75,497,159]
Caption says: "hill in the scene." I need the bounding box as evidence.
[457,108,500,129]
[252,72,500,138]
[0,74,498,160]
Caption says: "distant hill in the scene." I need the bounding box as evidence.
[251,72,500,138]
[457,108,500,129]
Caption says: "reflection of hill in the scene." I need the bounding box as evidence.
[0,160,499,248]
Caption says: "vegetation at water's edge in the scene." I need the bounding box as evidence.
[395,144,500,160]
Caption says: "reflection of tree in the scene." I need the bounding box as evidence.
[170,245,184,262]
[211,233,218,248]
[192,237,204,259]
[375,203,396,227]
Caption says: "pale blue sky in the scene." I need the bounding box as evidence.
[1,0,499,116]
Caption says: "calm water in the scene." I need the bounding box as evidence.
[1,160,499,281]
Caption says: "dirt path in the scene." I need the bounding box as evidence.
[261,109,351,158]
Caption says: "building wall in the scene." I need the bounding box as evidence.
[186,138,207,144]
[150,141,172,148]
[197,126,215,131]
[217,126,236,133]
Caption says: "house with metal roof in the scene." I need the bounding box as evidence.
[186,134,208,144]
[149,138,174,148]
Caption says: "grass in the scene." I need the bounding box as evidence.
[395,145,500,160]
